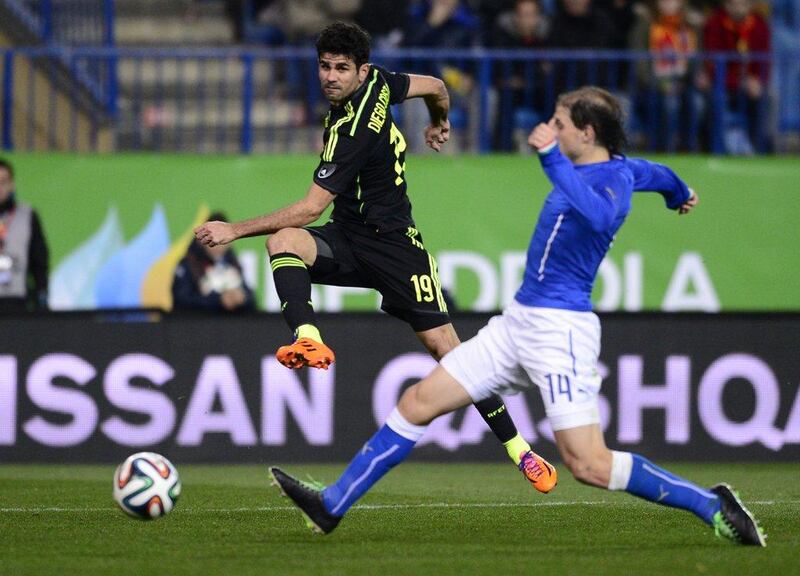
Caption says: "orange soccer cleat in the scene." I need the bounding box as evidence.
[519,450,558,494]
[276,337,335,370]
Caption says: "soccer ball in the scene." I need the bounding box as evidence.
[113,452,181,520]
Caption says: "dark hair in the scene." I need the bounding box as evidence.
[0,158,13,179]
[557,86,628,154]
[208,211,228,223]
[316,21,371,68]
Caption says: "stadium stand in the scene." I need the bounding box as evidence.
[0,0,798,153]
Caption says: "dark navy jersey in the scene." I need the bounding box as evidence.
[313,64,413,233]
[515,147,692,311]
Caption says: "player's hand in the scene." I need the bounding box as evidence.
[528,122,558,151]
[424,119,450,152]
[194,220,237,247]
[678,188,698,215]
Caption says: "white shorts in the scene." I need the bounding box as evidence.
[441,300,602,432]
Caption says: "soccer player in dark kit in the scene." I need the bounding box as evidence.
[194,21,556,492]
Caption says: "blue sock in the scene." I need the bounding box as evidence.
[322,411,423,517]
[624,453,720,524]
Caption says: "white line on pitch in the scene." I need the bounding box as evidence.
[0,500,796,513]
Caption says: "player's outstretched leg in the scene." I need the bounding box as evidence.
[270,408,425,534]
[608,451,766,546]
[711,483,767,546]
[269,251,334,369]
[472,395,556,493]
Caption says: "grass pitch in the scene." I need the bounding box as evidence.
[1,462,797,576]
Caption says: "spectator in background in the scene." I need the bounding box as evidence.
[257,0,361,45]
[223,0,278,43]
[404,0,481,48]
[489,0,550,150]
[0,158,49,313]
[402,1,482,150]
[629,0,704,150]
[354,0,409,48]
[702,0,770,153]
[548,0,616,49]
[597,0,640,49]
[172,212,255,312]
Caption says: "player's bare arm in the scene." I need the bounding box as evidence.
[406,74,450,152]
[194,183,335,246]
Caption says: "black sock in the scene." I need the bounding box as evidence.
[473,395,518,443]
[270,252,315,334]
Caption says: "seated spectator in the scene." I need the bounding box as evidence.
[404,0,481,49]
[629,0,705,150]
[548,0,616,49]
[0,158,49,313]
[546,0,619,97]
[403,0,482,149]
[491,0,549,48]
[257,0,361,45]
[354,0,408,49]
[702,0,770,153]
[172,212,255,313]
[489,0,551,150]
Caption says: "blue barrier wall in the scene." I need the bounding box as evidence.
[1,46,798,154]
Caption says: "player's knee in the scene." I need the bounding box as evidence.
[418,325,459,361]
[397,383,436,426]
[266,228,303,255]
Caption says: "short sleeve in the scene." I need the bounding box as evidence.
[372,65,410,105]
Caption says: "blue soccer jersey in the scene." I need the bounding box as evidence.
[515,147,692,311]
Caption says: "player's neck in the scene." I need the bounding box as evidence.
[573,146,611,165]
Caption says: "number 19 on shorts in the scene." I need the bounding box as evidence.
[410,274,435,302]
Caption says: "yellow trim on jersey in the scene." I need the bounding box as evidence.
[427,252,448,313]
[323,101,354,162]
[350,69,379,137]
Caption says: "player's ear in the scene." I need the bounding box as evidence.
[358,63,370,82]
[583,124,596,144]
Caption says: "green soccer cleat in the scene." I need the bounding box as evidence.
[711,483,767,547]
[269,466,341,535]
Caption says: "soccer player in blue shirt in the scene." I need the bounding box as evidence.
[270,86,766,546]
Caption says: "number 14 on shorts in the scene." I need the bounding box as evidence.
[546,374,573,404]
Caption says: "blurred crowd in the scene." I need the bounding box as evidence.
[218,0,797,153]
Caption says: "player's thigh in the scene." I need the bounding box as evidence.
[304,223,371,288]
[398,365,474,426]
[510,303,603,432]
[358,228,450,332]
[440,312,533,403]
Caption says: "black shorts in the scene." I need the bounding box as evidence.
[305,221,450,332]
